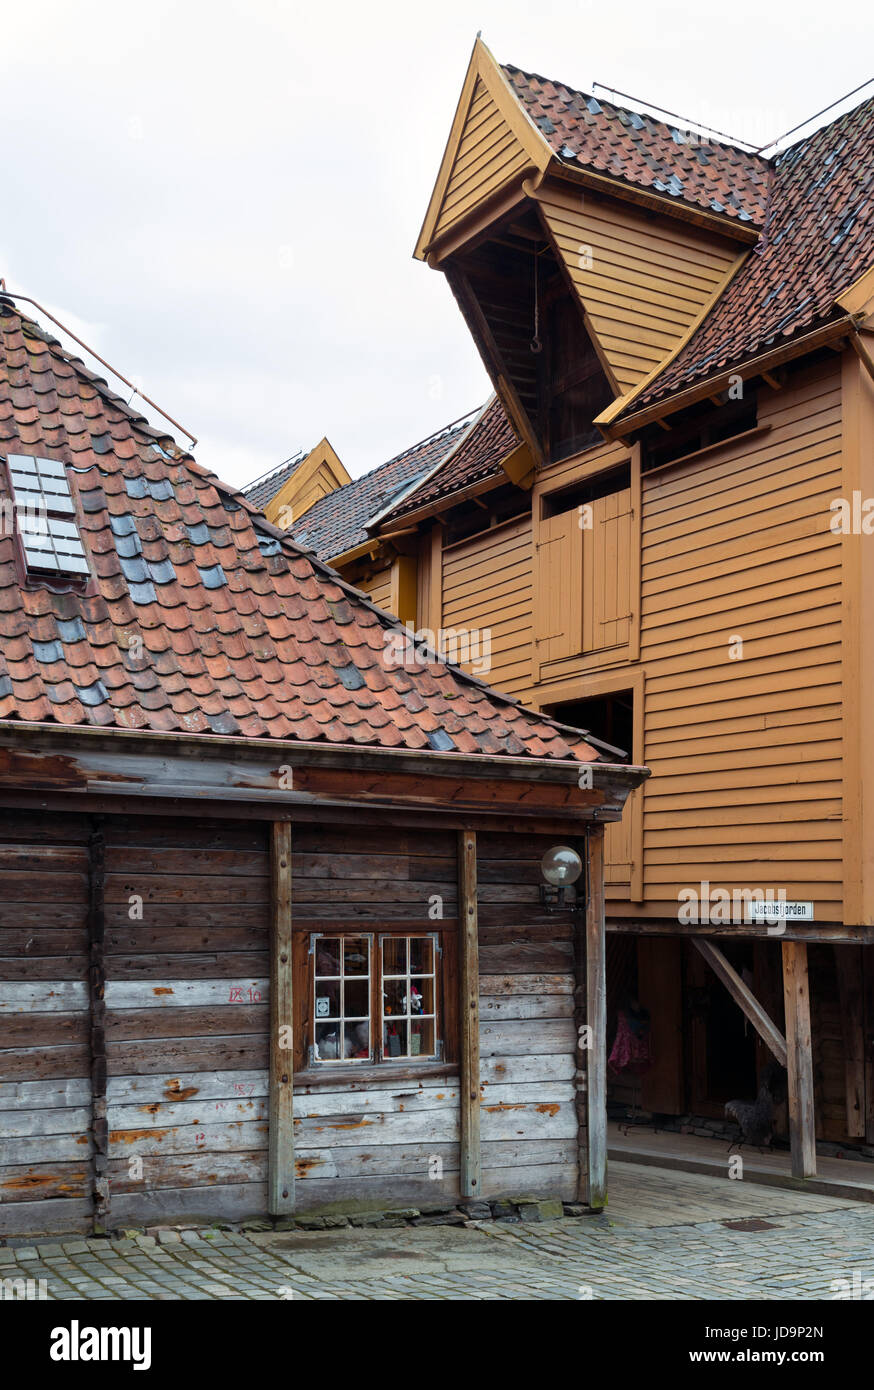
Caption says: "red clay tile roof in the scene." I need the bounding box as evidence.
[503,64,771,228]
[242,451,308,511]
[628,93,874,413]
[0,300,604,762]
[287,411,479,560]
[380,395,519,524]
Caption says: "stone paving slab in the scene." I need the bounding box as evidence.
[0,1163,871,1301]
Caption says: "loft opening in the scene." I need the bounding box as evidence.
[640,391,759,473]
[447,208,613,465]
[544,691,634,762]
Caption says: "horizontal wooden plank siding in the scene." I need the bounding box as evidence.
[435,77,529,240]
[0,812,92,1235]
[104,816,271,1226]
[476,831,579,1200]
[442,516,533,694]
[639,359,844,920]
[537,184,740,393]
[355,565,393,614]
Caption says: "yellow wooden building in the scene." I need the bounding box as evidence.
[247,42,874,1179]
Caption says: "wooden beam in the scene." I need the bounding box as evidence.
[782,941,817,1178]
[87,817,108,1235]
[269,821,295,1214]
[692,939,787,1067]
[457,830,482,1199]
[585,824,607,1210]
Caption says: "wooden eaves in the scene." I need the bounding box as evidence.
[0,721,647,832]
[596,313,860,441]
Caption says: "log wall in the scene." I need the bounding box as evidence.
[0,811,93,1235]
[0,812,582,1231]
[104,816,271,1226]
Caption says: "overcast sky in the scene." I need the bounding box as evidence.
[2,0,870,489]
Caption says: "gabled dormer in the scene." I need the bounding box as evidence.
[416,39,761,462]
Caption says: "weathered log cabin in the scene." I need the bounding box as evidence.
[0,294,647,1237]
[251,42,874,1176]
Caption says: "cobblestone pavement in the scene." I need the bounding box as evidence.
[2,1163,872,1301]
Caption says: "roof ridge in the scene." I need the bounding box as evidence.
[363,404,481,478]
[776,86,874,161]
[242,449,307,495]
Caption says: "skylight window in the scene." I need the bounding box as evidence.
[6,453,90,578]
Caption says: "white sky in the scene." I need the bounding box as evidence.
[2,0,870,488]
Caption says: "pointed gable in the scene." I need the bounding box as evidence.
[414,39,552,262]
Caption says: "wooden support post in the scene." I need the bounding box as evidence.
[692,939,788,1067]
[782,941,817,1178]
[457,830,481,1199]
[87,817,108,1235]
[585,824,607,1210]
[269,821,295,1215]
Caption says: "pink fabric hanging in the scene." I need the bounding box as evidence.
[609,1008,652,1074]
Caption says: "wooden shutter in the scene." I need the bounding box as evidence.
[583,487,633,655]
[534,509,583,667]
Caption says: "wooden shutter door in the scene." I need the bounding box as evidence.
[534,510,583,668]
[584,488,633,655]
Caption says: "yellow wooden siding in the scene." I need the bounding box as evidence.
[434,78,529,241]
[638,360,844,921]
[441,516,533,694]
[536,185,738,393]
[356,565,394,614]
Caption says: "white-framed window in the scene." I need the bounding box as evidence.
[381,933,438,1060]
[310,934,372,1063]
[307,931,442,1065]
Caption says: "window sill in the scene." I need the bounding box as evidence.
[294,1060,458,1090]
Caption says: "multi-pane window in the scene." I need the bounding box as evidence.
[311,935,372,1062]
[6,453,89,578]
[382,936,437,1059]
[308,931,441,1065]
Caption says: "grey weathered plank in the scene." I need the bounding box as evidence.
[0,981,88,1013]
[479,993,574,1021]
[105,979,269,1010]
[479,1019,575,1056]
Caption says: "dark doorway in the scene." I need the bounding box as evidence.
[685,940,758,1117]
[545,690,633,762]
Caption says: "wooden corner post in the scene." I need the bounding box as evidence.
[269,821,295,1214]
[585,824,607,1210]
[87,817,108,1235]
[782,940,816,1178]
[458,830,482,1198]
